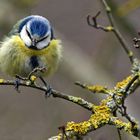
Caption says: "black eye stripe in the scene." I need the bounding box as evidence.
[37,35,49,43]
[25,26,49,43]
[26,26,32,40]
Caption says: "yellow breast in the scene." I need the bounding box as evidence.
[0,35,62,77]
[12,35,61,56]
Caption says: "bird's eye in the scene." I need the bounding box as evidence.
[38,35,49,42]
[26,27,32,40]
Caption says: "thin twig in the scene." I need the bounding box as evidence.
[87,12,113,32]
[120,75,139,125]
[113,111,122,140]
[128,79,140,95]
[16,67,47,81]
[0,79,93,111]
[125,75,139,94]
[117,126,122,140]
[113,74,139,128]
[87,0,134,63]
[58,126,69,140]
[52,89,93,111]
[120,102,138,132]
[75,81,109,94]
[100,0,134,63]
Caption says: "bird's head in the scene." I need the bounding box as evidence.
[19,15,53,50]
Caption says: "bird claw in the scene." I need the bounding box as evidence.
[39,76,52,98]
[14,79,20,93]
[45,85,52,98]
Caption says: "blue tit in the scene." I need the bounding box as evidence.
[0,15,62,77]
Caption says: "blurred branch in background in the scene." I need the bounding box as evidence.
[106,0,136,37]
[117,0,140,17]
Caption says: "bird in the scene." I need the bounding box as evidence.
[0,15,62,80]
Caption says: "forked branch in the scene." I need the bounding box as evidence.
[87,0,134,63]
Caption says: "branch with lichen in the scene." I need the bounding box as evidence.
[75,81,108,94]
[2,70,140,139]
[49,71,140,140]
[48,0,140,139]
[0,77,93,111]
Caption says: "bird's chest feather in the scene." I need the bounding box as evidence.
[0,35,62,76]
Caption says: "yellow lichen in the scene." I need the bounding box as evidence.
[86,85,108,94]
[91,98,112,128]
[106,26,114,31]
[128,51,133,57]
[100,96,113,106]
[66,104,111,134]
[113,118,132,134]
[66,121,91,134]
[69,96,83,104]
[0,79,4,83]
[57,133,63,140]
[30,75,37,82]
[115,75,133,89]
[90,105,111,128]
[60,75,138,137]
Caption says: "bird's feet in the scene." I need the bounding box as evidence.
[14,78,20,93]
[45,84,52,97]
[39,76,53,97]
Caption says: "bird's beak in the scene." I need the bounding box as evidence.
[32,39,37,47]
[30,39,37,50]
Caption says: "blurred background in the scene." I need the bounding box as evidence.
[0,0,140,139]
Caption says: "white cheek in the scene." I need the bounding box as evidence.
[20,26,31,47]
[36,36,51,50]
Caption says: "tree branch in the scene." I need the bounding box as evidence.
[101,0,134,63]
[87,0,134,63]
[0,78,93,111]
